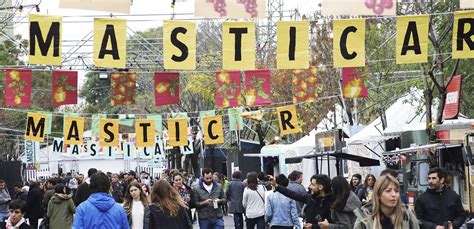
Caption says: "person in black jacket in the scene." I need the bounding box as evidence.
[12,183,28,202]
[25,181,43,229]
[415,167,466,229]
[0,199,29,229]
[270,174,333,229]
[148,179,191,229]
[74,168,97,206]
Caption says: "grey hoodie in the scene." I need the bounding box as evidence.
[0,190,11,214]
[329,191,361,229]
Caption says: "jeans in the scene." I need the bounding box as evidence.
[233,213,244,229]
[198,218,225,229]
[246,216,265,229]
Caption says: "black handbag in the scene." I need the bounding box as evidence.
[39,216,49,229]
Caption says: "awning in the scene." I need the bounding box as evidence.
[383,143,462,155]
[348,135,399,145]
[285,152,380,167]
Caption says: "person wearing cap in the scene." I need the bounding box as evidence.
[122,171,138,196]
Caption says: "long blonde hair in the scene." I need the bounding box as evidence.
[150,179,187,217]
[368,175,405,229]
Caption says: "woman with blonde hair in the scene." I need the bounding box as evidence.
[354,175,419,229]
[148,179,192,229]
[123,181,150,229]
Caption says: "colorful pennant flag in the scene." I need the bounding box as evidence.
[216,71,241,108]
[228,107,244,131]
[5,69,32,107]
[111,72,136,106]
[52,70,78,106]
[342,67,368,98]
[154,72,180,106]
[292,67,319,103]
[244,70,272,106]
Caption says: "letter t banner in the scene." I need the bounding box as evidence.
[276,105,301,135]
[135,119,156,148]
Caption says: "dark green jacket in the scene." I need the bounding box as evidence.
[47,194,76,229]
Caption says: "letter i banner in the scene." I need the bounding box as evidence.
[292,67,319,103]
[244,70,272,106]
[215,70,241,108]
[111,72,136,106]
[52,70,78,106]
[342,67,368,98]
[276,21,309,69]
[276,105,301,135]
[154,72,180,106]
[168,118,188,146]
[28,14,62,66]
[5,69,32,107]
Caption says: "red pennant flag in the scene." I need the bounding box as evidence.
[292,67,319,103]
[442,75,462,120]
[244,70,272,106]
[154,72,180,106]
[111,72,136,106]
[5,69,32,106]
[216,70,241,108]
[52,70,78,107]
[342,67,368,98]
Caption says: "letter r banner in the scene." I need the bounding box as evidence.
[276,105,301,135]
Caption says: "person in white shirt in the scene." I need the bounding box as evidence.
[123,181,150,229]
[242,172,266,229]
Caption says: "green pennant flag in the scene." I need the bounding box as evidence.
[199,110,216,130]
[119,114,135,127]
[147,114,163,133]
[228,107,244,131]
[38,112,53,135]
[171,112,188,119]
[92,114,107,137]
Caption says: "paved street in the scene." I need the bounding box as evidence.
[192,214,235,228]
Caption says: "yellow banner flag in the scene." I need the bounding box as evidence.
[99,119,119,147]
[94,18,127,68]
[135,119,156,148]
[396,15,429,64]
[277,21,309,69]
[222,22,255,70]
[28,14,62,66]
[63,116,84,145]
[203,116,224,145]
[163,21,196,70]
[452,10,474,59]
[168,118,188,146]
[333,19,366,68]
[25,112,48,142]
[276,105,301,135]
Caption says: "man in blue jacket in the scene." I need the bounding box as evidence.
[72,172,129,229]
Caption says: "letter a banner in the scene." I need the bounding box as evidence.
[29,14,62,66]
[452,11,474,59]
[93,18,127,68]
[154,72,180,106]
[25,112,48,142]
[99,119,119,147]
[244,70,272,106]
[276,21,309,69]
[168,118,188,147]
[63,116,84,145]
[222,22,255,70]
[52,70,78,106]
[163,21,196,70]
[111,72,136,105]
[203,116,224,145]
[396,15,429,64]
[276,105,301,135]
[333,19,366,68]
[5,69,32,107]
[135,119,156,148]
[216,71,241,108]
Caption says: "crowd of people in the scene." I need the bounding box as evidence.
[0,166,468,229]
